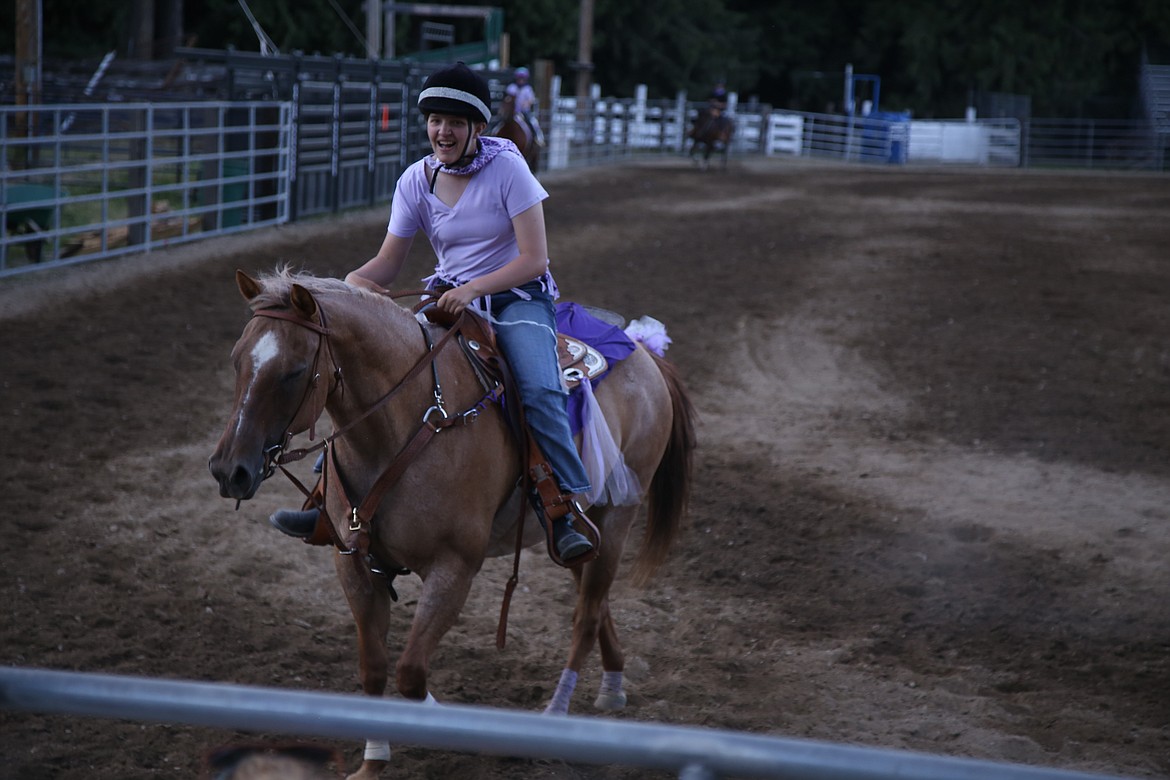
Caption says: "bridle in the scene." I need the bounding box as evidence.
[250,305,341,484]
[244,286,561,648]
[248,288,502,551]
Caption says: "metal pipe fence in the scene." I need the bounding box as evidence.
[0,667,1136,780]
[2,100,291,276]
[3,81,1166,281]
[1022,118,1167,171]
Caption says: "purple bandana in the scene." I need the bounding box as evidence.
[425,136,521,176]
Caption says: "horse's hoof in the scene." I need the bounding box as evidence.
[594,689,627,711]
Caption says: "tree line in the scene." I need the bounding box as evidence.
[4,0,1170,117]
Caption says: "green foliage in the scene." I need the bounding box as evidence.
[587,0,760,97]
[184,0,368,57]
[493,0,579,70]
[9,0,1170,117]
[14,0,127,59]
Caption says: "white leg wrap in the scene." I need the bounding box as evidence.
[361,693,433,763]
[594,670,627,711]
[363,740,391,762]
[543,668,578,715]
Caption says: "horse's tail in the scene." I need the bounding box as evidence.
[630,351,698,586]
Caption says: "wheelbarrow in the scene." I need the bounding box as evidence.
[4,184,57,263]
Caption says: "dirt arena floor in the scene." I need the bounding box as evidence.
[2,157,1169,779]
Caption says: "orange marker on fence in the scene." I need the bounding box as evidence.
[381,104,390,131]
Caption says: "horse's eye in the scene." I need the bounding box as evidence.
[280,367,307,386]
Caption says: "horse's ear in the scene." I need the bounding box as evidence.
[236,270,262,302]
[290,283,319,321]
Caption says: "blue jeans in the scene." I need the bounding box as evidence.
[487,284,591,494]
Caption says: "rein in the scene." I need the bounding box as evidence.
[324,311,501,557]
[251,307,339,480]
[253,285,533,647]
[255,293,467,468]
[254,290,500,552]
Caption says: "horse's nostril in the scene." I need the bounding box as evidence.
[231,465,253,490]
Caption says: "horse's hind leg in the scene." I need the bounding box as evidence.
[683,143,702,168]
[334,552,393,780]
[593,600,628,711]
[700,144,713,171]
[544,507,636,715]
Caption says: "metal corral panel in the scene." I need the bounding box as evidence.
[2,101,291,276]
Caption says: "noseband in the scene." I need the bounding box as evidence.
[247,291,498,538]
[251,302,342,480]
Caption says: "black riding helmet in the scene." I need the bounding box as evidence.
[418,63,492,175]
[417,62,493,124]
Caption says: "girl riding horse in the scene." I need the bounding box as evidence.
[271,62,594,563]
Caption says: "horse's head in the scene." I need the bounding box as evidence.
[208,270,338,501]
[498,92,516,119]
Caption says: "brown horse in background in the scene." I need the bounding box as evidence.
[490,93,541,173]
[209,270,696,780]
[687,107,735,170]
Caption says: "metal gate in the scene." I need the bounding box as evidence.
[1,100,290,276]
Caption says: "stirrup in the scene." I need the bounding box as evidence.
[536,498,599,567]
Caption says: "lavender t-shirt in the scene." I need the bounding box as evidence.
[388,144,549,287]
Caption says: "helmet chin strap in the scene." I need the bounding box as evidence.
[451,132,480,168]
[429,132,482,192]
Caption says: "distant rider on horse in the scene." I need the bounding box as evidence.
[506,67,546,147]
[707,81,729,115]
[689,81,732,144]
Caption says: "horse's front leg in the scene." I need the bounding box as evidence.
[396,553,479,700]
[333,551,393,780]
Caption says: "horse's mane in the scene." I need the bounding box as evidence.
[248,266,361,311]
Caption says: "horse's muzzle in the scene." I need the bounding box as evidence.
[207,452,265,501]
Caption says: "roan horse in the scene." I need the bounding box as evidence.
[687,107,735,170]
[209,269,696,779]
[489,92,541,173]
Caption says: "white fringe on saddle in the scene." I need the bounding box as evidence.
[578,316,673,507]
[625,315,672,357]
[579,378,641,506]
[455,309,672,508]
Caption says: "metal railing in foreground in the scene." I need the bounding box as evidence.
[0,666,1133,780]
